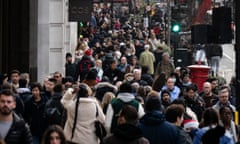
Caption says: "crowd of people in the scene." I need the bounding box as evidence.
[0,3,238,144]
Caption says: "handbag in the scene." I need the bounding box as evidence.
[95,104,107,143]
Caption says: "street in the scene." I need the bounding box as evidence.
[219,43,235,84]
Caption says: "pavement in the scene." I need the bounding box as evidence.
[218,44,235,84]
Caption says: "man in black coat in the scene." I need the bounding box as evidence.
[0,89,32,144]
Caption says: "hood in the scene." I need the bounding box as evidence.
[117,92,135,102]
[114,124,143,141]
[17,88,30,94]
[140,111,165,126]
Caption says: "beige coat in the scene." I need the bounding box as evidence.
[61,89,105,144]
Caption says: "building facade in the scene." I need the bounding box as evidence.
[0,0,78,82]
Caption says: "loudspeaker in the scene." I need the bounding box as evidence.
[191,24,212,44]
[174,48,190,67]
[212,7,232,43]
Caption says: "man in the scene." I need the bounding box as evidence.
[183,84,205,121]
[53,71,63,84]
[44,78,57,99]
[139,44,155,75]
[105,82,145,133]
[117,56,129,73]
[9,69,20,89]
[199,82,218,108]
[160,77,181,102]
[138,96,180,144]
[212,86,236,112]
[165,104,193,144]
[155,52,175,78]
[65,52,76,79]
[103,59,124,84]
[0,89,32,143]
[104,105,149,144]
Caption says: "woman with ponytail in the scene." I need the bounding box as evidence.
[61,83,105,144]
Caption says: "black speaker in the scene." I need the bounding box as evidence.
[212,7,232,43]
[191,24,212,44]
[174,48,190,67]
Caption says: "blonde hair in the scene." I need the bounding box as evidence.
[102,92,116,107]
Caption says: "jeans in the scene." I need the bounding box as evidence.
[211,56,221,76]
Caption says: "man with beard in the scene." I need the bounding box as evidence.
[0,89,32,144]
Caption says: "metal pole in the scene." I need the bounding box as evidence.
[167,0,171,47]
[235,0,240,106]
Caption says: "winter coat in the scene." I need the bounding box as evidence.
[193,126,234,144]
[138,111,180,144]
[44,92,64,126]
[105,92,145,133]
[104,124,149,144]
[183,95,205,121]
[61,89,105,144]
[4,113,33,144]
[139,50,155,75]
[24,96,48,139]
[65,62,76,78]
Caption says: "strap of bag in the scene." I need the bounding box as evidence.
[95,104,99,117]
[71,96,80,140]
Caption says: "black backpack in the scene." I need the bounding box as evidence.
[79,59,91,74]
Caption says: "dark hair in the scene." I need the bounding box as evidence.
[19,78,27,88]
[219,105,234,119]
[0,89,15,101]
[30,82,43,91]
[145,96,162,112]
[201,108,219,127]
[161,90,171,98]
[41,125,67,144]
[186,84,198,92]
[171,98,186,109]
[10,69,20,75]
[77,84,89,98]
[165,104,185,123]
[152,72,166,91]
[119,105,138,125]
[48,78,57,85]
[201,125,225,144]
[53,84,64,93]
[119,82,133,93]
[66,52,72,58]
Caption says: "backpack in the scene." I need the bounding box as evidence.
[79,59,92,74]
[110,98,139,132]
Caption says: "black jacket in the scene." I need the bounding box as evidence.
[5,113,33,144]
[65,62,76,78]
[24,96,48,139]
[104,124,149,144]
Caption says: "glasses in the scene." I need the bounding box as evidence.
[54,75,60,78]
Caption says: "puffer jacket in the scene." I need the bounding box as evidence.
[5,113,33,144]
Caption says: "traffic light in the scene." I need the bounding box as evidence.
[171,23,181,33]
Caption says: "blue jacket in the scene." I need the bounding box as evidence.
[193,126,234,144]
[138,111,180,144]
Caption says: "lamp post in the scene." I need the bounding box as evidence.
[235,0,240,107]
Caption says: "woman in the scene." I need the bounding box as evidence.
[193,108,234,144]
[61,83,105,144]
[219,106,238,143]
[41,125,67,144]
